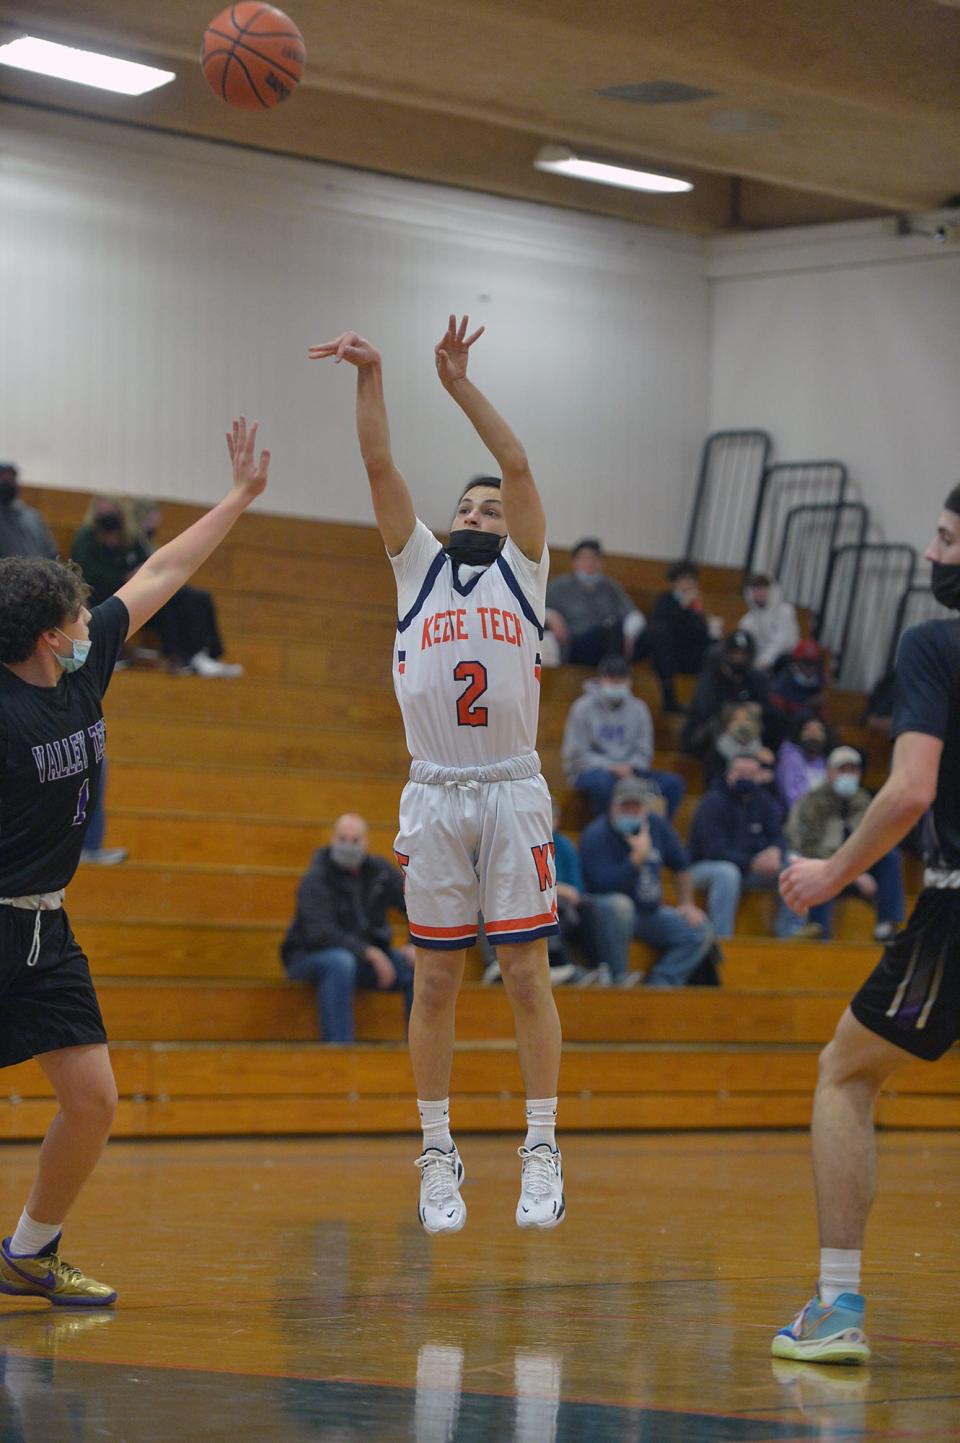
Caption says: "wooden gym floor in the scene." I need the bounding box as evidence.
[0,1130,957,1441]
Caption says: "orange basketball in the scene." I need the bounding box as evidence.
[201,4,305,110]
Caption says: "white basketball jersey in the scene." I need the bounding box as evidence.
[389,520,549,767]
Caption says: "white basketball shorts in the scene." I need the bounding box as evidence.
[394,754,559,950]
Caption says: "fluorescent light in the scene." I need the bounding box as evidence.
[0,35,175,96]
[535,144,693,195]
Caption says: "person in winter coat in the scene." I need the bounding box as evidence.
[562,656,685,817]
[681,630,769,762]
[766,638,827,747]
[634,559,719,713]
[281,814,415,1041]
[786,747,905,942]
[775,714,836,814]
[579,776,719,987]
[737,572,800,671]
[686,755,814,938]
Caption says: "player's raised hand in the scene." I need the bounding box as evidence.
[226,416,269,503]
[309,332,381,367]
[435,314,485,386]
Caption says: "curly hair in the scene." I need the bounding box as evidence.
[0,558,91,664]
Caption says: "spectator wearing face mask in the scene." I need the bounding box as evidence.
[634,560,721,714]
[687,755,815,939]
[561,656,686,819]
[775,715,836,813]
[737,571,800,671]
[785,747,906,942]
[0,462,59,560]
[579,776,720,987]
[681,630,769,762]
[766,639,827,747]
[544,538,645,667]
[71,496,243,677]
[281,814,415,1042]
[703,700,765,786]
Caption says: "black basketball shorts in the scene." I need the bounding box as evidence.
[851,889,960,1062]
[0,905,107,1069]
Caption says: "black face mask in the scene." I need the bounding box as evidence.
[931,562,960,611]
[96,513,123,534]
[0,478,18,505]
[445,529,505,567]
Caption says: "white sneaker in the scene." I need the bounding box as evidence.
[516,1145,565,1229]
[189,650,244,678]
[415,1147,467,1234]
[79,847,128,866]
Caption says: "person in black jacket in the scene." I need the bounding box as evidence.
[281,814,415,1042]
[681,629,769,762]
[634,560,716,713]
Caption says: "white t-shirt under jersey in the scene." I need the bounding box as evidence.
[389,520,549,768]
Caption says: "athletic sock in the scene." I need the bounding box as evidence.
[417,1098,454,1154]
[9,1209,61,1258]
[524,1097,558,1150]
[819,1247,862,1305]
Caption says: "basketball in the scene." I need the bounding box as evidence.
[200,3,306,111]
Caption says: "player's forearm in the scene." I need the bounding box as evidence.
[356,362,394,472]
[138,489,248,588]
[442,375,528,476]
[822,775,928,891]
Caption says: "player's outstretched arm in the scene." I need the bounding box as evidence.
[115,416,268,635]
[435,315,546,563]
[309,332,415,556]
[780,731,940,912]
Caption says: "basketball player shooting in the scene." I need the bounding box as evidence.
[773,485,960,1364]
[0,419,269,1305]
[310,316,564,1234]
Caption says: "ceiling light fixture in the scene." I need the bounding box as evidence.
[0,35,175,96]
[534,144,693,194]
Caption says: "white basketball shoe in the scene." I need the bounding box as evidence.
[516,1145,565,1229]
[415,1147,467,1234]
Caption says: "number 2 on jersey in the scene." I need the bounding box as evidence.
[454,661,489,727]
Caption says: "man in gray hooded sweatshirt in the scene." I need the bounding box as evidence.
[562,656,685,818]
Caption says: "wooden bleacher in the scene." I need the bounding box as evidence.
[3,486,944,1139]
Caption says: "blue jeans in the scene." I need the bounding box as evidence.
[809,849,905,939]
[286,946,414,1043]
[577,893,635,978]
[632,904,714,987]
[575,766,686,820]
[687,859,810,939]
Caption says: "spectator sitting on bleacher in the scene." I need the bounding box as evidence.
[702,700,765,786]
[634,559,719,714]
[687,755,816,940]
[561,655,685,819]
[550,799,635,987]
[281,813,415,1042]
[775,714,836,814]
[765,638,827,746]
[0,462,57,559]
[736,571,800,671]
[785,746,905,943]
[681,630,769,763]
[71,496,243,677]
[543,538,645,667]
[579,776,720,987]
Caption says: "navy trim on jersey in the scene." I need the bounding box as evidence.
[495,555,545,639]
[397,552,447,634]
[450,563,488,598]
[487,921,559,945]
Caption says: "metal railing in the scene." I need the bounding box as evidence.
[774,501,868,625]
[683,430,772,568]
[746,461,848,577]
[819,543,917,691]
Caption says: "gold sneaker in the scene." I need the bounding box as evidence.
[0,1235,116,1307]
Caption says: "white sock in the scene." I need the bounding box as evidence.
[524,1097,558,1150]
[417,1098,454,1154]
[819,1247,862,1305]
[9,1208,61,1258]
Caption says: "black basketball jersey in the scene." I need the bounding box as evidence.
[0,597,128,895]
[891,617,960,870]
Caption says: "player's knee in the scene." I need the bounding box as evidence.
[63,1074,118,1132]
[498,948,549,1008]
[414,960,461,1012]
[817,1031,890,1094]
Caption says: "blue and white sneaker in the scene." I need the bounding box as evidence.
[516,1145,565,1229]
[415,1147,466,1235]
[772,1289,870,1364]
